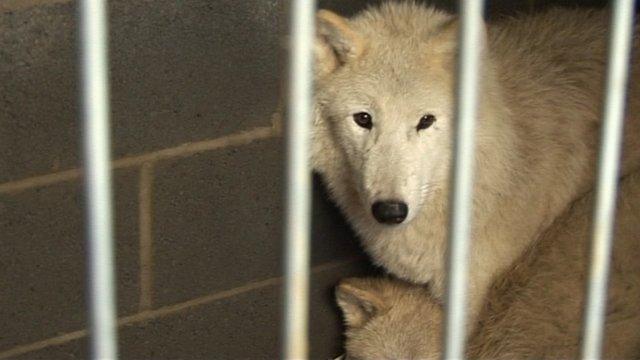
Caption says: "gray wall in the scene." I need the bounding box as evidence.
[0,0,606,359]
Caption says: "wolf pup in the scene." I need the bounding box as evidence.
[312,2,640,328]
[334,171,640,359]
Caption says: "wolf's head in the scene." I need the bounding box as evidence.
[312,3,471,227]
[335,277,442,360]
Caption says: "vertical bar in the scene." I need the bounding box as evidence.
[78,0,118,358]
[282,0,316,359]
[581,1,635,358]
[442,1,484,359]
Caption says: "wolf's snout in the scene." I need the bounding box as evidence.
[371,201,408,224]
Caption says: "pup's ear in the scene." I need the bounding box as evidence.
[336,278,388,328]
[431,17,487,55]
[435,18,458,52]
[315,10,365,77]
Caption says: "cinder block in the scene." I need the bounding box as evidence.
[0,0,284,182]
[0,170,140,349]
[11,260,375,360]
[152,139,366,306]
[0,2,79,183]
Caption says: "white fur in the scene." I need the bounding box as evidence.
[336,170,640,359]
[312,2,640,325]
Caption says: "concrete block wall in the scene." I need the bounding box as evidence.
[0,0,606,359]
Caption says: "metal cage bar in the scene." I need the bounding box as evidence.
[281,0,316,358]
[442,1,485,359]
[580,1,635,358]
[78,0,118,358]
[71,0,636,358]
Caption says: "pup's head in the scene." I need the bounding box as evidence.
[312,3,474,226]
[336,277,442,360]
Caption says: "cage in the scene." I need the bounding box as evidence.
[0,0,635,359]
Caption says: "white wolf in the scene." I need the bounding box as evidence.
[311,1,640,327]
[335,170,640,359]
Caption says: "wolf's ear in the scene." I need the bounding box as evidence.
[336,278,388,328]
[315,10,365,77]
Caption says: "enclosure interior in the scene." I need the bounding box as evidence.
[0,0,609,358]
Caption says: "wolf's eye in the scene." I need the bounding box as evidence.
[353,112,373,130]
[417,114,436,131]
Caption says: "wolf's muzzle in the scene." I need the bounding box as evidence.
[371,200,408,224]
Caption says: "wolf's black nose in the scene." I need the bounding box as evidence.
[371,201,408,224]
